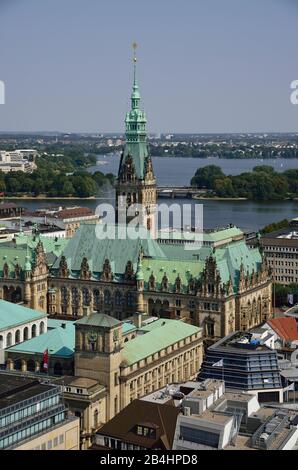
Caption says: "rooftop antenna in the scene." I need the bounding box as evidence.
[132,41,138,75]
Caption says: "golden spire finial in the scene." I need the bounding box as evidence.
[132,42,138,62]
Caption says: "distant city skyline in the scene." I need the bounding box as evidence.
[0,0,297,134]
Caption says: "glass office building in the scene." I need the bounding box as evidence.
[199,332,282,402]
[0,373,68,449]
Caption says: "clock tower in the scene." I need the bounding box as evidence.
[115,44,157,237]
[74,312,123,420]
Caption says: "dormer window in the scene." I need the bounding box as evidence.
[135,425,156,439]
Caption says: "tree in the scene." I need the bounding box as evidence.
[61,180,75,196]
[191,165,225,189]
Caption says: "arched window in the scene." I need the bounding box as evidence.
[72,287,79,316]
[94,409,99,428]
[27,359,35,372]
[127,292,134,307]
[23,327,29,341]
[39,296,45,309]
[104,290,111,305]
[93,289,100,311]
[31,324,37,338]
[124,337,129,343]
[15,329,21,344]
[39,321,45,335]
[115,291,122,307]
[83,288,90,306]
[61,286,68,303]
[14,359,22,370]
[54,362,63,376]
[71,287,79,304]
[6,332,12,347]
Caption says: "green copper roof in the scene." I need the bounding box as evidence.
[121,322,137,334]
[214,241,262,290]
[122,319,201,366]
[0,300,47,332]
[0,233,69,277]
[142,257,204,293]
[14,233,70,260]
[52,223,166,277]
[7,320,75,357]
[75,313,121,328]
[118,53,150,180]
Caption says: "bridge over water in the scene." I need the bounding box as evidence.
[157,186,205,199]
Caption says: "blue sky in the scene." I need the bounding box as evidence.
[0,0,297,133]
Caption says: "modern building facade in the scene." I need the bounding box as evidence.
[94,378,298,451]
[0,373,79,450]
[248,219,298,285]
[199,331,283,402]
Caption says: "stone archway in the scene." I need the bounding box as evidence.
[27,359,35,372]
[3,285,22,303]
[23,327,29,341]
[54,362,63,376]
[148,298,155,315]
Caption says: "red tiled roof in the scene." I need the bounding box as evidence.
[56,207,94,219]
[267,317,298,342]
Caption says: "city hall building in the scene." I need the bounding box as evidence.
[0,54,272,344]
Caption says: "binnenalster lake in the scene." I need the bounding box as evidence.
[9,155,298,233]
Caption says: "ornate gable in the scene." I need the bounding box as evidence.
[124,260,134,281]
[80,257,91,280]
[148,272,156,291]
[161,273,168,292]
[101,259,113,282]
[58,256,69,278]
[175,274,182,293]
[2,262,9,279]
[14,263,21,279]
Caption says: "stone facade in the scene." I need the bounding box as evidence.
[74,313,203,423]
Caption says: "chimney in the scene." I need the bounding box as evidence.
[133,312,142,329]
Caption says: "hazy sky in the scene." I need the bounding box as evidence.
[0,0,297,133]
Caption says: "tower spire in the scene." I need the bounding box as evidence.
[131,42,140,110]
[133,41,138,88]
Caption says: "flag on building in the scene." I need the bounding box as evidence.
[288,293,294,305]
[287,382,295,391]
[43,349,49,371]
[212,359,223,367]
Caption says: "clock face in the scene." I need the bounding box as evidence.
[87,331,98,343]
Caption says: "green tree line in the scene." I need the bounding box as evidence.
[0,150,115,197]
[191,165,298,200]
[150,143,298,159]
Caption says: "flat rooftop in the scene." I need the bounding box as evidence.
[193,410,233,425]
[209,331,273,354]
[0,373,55,411]
[141,380,223,405]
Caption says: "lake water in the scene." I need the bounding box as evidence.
[9,155,298,233]
[89,154,298,186]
